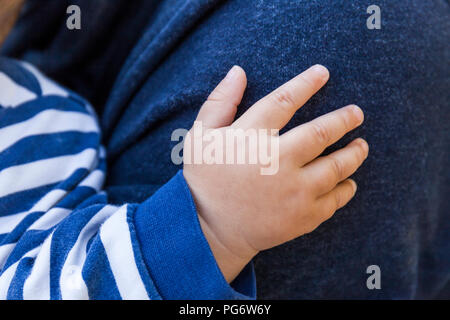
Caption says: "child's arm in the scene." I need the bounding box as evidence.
[0,58,367,299]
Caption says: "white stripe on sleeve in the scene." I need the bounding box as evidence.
[0,148,97,198]
[100,205,149,300]
[0,246,41,299]
[78,169,105,192]
[27,208,72,231]
[0,109,99,152]
[0,189,67,235]
[0,72,37,107]
[22,236,52,300]
[59,205,117,300]
[0,243,16,271]
[21,62,69,98]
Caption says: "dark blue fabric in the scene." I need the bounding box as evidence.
[3,0,449,299]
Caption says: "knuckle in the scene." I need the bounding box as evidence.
[272,87,296,111]
[310,122,330,145]
[329,156,344,181]
[207,88,227,102]
[298,73,317,91]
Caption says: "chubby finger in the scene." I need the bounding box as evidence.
[315,179,357,221]
[234,64,329,130]
[303,138,368,195]
[282,104,364,165]
[196,65,247,128]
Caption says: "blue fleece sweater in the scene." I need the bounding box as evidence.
[0,57,255,299]
[3,0,449,299]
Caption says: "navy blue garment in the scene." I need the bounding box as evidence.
[3,0,449,299]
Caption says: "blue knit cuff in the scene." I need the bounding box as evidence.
[133,170,256,299]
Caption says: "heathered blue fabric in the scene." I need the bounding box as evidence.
[3,0,449,299]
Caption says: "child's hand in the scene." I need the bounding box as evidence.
[183,65,368,282]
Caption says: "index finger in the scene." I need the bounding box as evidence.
[233,64,329,130]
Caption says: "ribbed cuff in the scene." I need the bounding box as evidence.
[133,170,256,299]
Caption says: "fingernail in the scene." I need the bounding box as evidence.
[351,105,364,124]
[225,65,239,81]
[311,64,329,80]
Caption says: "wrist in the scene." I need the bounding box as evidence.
[183,169,258,282]
[198,214,256,283]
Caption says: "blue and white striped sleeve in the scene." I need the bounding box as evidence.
[0,57,255,300]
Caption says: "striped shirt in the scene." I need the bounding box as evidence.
[0,57,254,300]
[0,57,155,299]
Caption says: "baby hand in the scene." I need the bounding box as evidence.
[183,65,368,282]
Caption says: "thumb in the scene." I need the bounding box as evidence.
[196,65,247,128]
